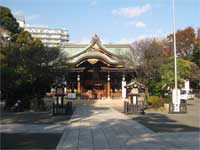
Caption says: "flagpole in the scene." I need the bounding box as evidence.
[173,0,178,99]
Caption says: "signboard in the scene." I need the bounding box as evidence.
[122,81,126,100]
[56,88,64,96]
[68,93,76,99]
[132,96,137,105]
[64,81,67,94]
[131,88,139,94]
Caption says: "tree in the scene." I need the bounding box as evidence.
[197,28,200,49]
[192,44,200,67]
[116,46,136,69]
[0,6,20,34]
[160,57,200,89]
[124,38,165,96]
[133,39,163,79]
[167,27,195,57]
[13,30,62,109]
[192,28,200,67]
[0,7,64,109]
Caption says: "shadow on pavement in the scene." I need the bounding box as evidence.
[1,133,62,149]
[0,111,72,124]
[132,113,200,132]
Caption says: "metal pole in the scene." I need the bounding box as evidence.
[173,0,178,99]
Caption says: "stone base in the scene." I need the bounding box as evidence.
[64,99,124,107]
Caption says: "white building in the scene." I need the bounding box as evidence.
[14,15,69,47]
[24,27,69,47]
[14,15,25,28]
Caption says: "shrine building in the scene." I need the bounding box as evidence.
[61,34,134,100]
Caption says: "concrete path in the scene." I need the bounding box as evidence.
[57,106,181,150]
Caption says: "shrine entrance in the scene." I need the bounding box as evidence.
[56,34,135,100]
[79,61,108,99]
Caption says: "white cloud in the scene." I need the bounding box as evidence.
[13,10,24,16]
[112,4,151,18]
[135,21,146,28]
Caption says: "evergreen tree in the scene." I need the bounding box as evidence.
[0,6,20,34]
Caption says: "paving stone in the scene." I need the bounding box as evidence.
[61,129,79,149]
[92,128,110,149]
[78,131,93,148]
[63,106,200,149]
[2,105,199,150]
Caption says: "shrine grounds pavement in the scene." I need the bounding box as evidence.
[128,98,200,133]
[1,98,200,149]
[0,111,70,149]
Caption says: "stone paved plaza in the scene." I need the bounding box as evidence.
[1,104,200,150]
[56,105,200,150]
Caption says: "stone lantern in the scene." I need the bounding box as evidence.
[53,82,65,115]
[124,80,146,114]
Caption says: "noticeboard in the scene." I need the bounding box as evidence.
[56,87,64,96]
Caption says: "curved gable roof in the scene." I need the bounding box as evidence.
[67,51,119,65]
[71,34,118,58]
[66,34,121,66]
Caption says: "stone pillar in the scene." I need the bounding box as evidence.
[107,74,111,99]
[122,74,126,100]
[172,89,181,112]
[77,74,81,94]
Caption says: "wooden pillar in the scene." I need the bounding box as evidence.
[77,74,81,94]
[107,74,111,99]
[72,83,74,93]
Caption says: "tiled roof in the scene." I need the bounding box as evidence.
[62,34,130,66]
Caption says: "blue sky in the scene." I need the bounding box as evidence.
[0,0,199,43]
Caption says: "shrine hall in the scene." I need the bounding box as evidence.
[61,34,134,99]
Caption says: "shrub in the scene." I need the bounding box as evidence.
[147,96,165,108]
[149,80,162,96]
[30,98,46,111]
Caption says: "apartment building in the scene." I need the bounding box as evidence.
[15,15,69,47]
[24,27,69,47]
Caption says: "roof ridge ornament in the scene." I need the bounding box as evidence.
[91,33,101,44]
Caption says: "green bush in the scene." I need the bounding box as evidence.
[147,96,165,108]
[149,80,162,96]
